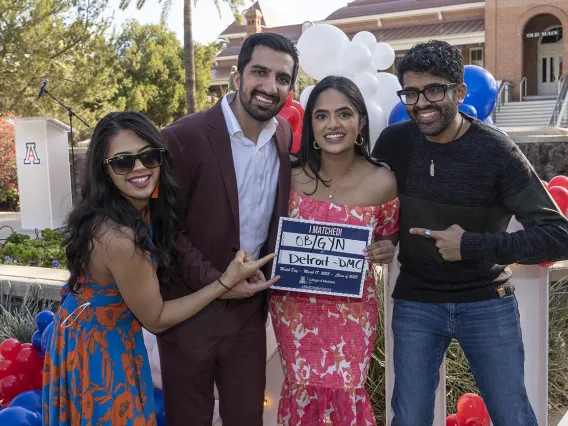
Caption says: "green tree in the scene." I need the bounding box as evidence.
[114,21,186,127]
[0,0,120,135]
[119,0,244,114]
[194,41,223,111]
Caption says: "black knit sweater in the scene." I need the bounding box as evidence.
[372,115,568,303]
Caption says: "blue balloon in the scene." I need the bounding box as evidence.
[41,321,55,353]
[8,391,42,415]
[483,116,494,125]
[35,310,55,333]
[31,330,42,352]
[458,103,478,118]
[154,389,166,426]
[463,65,498,121]
[388,101,411,125]
[0,407,41,426]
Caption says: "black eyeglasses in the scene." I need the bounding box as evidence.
[104,148,165,175]
[396,83,459,105]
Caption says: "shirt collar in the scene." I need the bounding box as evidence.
[221,92,279,140]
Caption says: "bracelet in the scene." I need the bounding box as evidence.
[218,278,231,291]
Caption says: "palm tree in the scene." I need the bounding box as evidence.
[120,0,243,113]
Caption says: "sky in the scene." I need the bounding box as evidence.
[110,0,350,44]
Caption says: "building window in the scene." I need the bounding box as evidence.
[470,48,483,67]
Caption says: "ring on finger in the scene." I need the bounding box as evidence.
[425,229,432,238]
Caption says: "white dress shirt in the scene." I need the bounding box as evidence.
[221,93,280,260]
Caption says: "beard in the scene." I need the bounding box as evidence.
[238,88,285,122]
[409,102,458,137]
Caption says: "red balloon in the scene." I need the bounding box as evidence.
[1,397,12,408]
[15,346,42,373]
[549,175,568,191]
[465,419,486,426]
[541,180,549,191]
[0,339,22,361]
[291,131,302,154]
[32,366,44,390]
[548,186,568,215]
[291,100,305,122]
[0,359,18,380]
[285,91,294,107]
[278,106,302,133]
[457,393,489,426]
[539,261,555,267]
[0,374,27,400]
[446,413,466,426]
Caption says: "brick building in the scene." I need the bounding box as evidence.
[211,0,567,104]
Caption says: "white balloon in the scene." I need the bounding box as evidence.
[374,72,402,119]
[297,24,350,81]
[142,328,156,354]
[351,31,377,53]
[300,86,315,109]
[151,345,163,389]
[342,43,373,77]
[365,100,388,150]
[373,42,396,71]
[352,71,380,99]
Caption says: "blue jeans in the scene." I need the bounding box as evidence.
[391,296,537,426]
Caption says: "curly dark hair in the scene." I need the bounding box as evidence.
[396,40,464,86]
[64,111,179,292]
[292,76,381,195]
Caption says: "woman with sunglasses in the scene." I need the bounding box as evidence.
[42,111,278,425]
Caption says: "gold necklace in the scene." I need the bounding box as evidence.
[327,162,356,199]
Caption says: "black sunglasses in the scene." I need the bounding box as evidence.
[397,83,459,105]
[104,148,165,175]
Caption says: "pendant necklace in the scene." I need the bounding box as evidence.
[424,115,464,177]
[327,161,356,199]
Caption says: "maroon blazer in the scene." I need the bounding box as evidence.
[158,100,292,344]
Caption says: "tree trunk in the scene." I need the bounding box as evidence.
[184,0,197,113]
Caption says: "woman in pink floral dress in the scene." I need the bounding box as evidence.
[270,76,400,425]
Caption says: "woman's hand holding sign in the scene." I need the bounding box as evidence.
[410,225,466,261]
[363,239,396,264]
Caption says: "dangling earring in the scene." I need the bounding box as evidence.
[151,181,159,199]
[355,134,364,146]
[313,141,321,150]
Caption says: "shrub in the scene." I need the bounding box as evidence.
[0,115,19,211]
[0,229,65,268]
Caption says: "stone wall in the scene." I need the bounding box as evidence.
[515,138,568,181]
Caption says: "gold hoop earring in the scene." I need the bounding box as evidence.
[313,141,321,150]
[355,134,364,146]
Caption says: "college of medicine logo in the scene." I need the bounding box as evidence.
[24,142,40,165]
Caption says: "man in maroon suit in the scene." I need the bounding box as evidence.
[157,33,298,426]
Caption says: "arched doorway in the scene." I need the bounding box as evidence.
[523,14,563,97]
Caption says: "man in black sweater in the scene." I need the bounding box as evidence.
[372,40,568,425]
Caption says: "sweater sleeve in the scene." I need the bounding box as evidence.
[460,142,568,265]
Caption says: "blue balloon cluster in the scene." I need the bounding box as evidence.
[32,310,55,356]
[388,65,498,125]
[0,392,42,425]
[154,389,166,426]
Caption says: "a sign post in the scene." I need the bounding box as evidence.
[14,116,72,231]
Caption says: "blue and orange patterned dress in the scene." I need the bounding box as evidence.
[42,270,157,425]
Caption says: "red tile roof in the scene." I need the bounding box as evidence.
[326,0,483,21]
[362,18,485,41]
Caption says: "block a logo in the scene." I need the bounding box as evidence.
[24,142,41,165]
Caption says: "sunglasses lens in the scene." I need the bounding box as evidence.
[110,156,134,175]
[140,150,163,169]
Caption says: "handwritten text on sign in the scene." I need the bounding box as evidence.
[271,218,372,298]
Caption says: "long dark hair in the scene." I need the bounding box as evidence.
[292,76,380,194]
[64,111,179,292]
